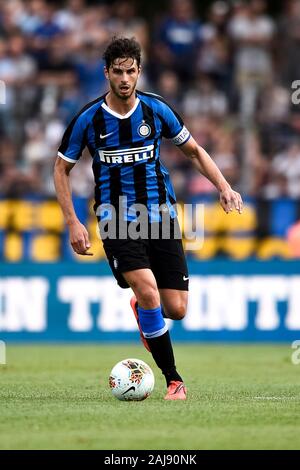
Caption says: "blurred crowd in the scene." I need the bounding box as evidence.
[1,0,300,202]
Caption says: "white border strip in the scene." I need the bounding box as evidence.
[101,98,140,119]
[143,324,168,339]
[100,144,154,155]
[58,151,78,163]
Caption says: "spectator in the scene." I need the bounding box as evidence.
[228,0,275,119]
[265,142,300,198]
[152,0,202,82]
[182,74,228,118]
[278,0,300,88]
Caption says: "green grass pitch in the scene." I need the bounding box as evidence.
[1,344,300,450]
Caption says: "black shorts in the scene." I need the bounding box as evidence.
[102,220,189,291]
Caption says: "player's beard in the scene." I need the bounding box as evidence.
[110,79,137,101]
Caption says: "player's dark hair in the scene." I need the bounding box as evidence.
[103,37,141,69]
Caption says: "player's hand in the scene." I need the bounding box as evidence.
[68,220,93,256]
[219,187,243,214]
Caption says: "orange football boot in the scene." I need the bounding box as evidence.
[164,381,187,400]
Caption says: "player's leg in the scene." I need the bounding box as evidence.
[102,236,186,399]
[123,268,185,397]
[150,236,189,318]
[147,233,188,399]
[159,289,188,320]
[124,268,160,309]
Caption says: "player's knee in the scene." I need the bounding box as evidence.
[136,285,160,309]
[166,303,186,320]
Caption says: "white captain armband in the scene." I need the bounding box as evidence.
[172,126,191,146]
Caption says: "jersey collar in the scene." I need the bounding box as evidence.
[101,96,140,119]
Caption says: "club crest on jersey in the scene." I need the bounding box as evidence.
[137,122,151,137]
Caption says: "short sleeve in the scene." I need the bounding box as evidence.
[157,99,191,146]
[58,113,87,163]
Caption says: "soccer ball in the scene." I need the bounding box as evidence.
[109,358,155,401]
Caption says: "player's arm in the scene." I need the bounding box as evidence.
[53,157,93,256]
[180,136,243,214]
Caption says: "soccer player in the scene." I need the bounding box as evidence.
[54,37,243,400]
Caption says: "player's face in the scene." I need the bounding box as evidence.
[105,58,140,100]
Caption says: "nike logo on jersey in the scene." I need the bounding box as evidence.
[183,275,189,281]
[100,132,114,139]
[98,144,154,164]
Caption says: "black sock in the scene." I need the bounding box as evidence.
[146,331,183,386]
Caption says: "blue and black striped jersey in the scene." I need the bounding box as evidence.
[58,90,191,221]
